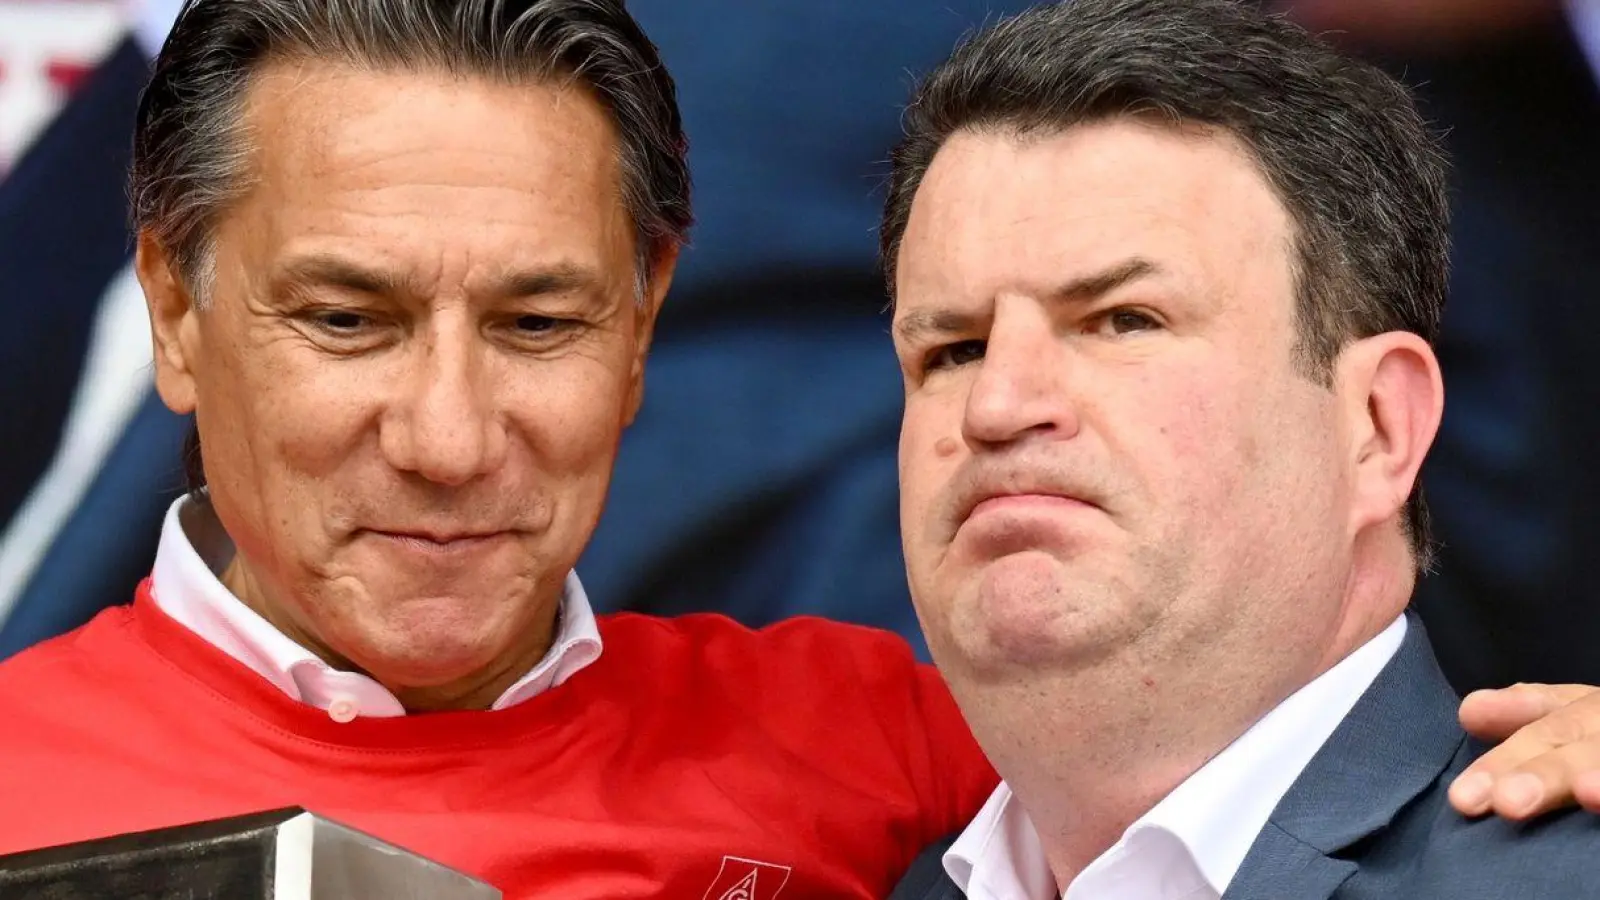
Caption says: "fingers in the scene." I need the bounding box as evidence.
[1575,771,1600,814]
[1459,684,1599,740]
[1453,741,1600,820]
[1450,685,1600,820]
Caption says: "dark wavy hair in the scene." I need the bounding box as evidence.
[881,0,1449,571]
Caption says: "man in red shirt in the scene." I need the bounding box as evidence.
[0,1,1595,898]
[0,2,991,896]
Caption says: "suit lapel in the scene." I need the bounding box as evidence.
[1222,822,1355,900]
[1223,611,1466,900]
[888,834,965,900]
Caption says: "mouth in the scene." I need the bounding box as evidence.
[363,530,516,553]
[967,492,1093,520]
[961,489,1097,525]
[948,490,1103,557]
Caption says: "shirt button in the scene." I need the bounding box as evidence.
[328,696,359,723]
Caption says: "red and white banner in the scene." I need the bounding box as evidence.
[0,0,128,173]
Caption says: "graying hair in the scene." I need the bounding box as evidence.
[131,0,692,304]
[881,0,1450,573]
[136,0,691,494]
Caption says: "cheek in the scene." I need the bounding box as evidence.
[507,361,632,479]
[1136,367,1337,535]
[200,364,376,563]
[1121,369,1264,516]
[196,342,366,481]
[897,398,972,593]
[897,404,952,521]
[254,365,375,481]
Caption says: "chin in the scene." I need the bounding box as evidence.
[353,629,504,688]
[339,597,510,681]
[938,551,1136,677]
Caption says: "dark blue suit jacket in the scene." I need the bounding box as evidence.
[891,615,1600,899]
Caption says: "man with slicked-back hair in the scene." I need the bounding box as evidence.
[0,2,994,896]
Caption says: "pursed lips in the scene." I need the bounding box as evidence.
[947,490,1103,552]
[956,485,1099,527]
[362,529,517,552]
[967,492,1093,519]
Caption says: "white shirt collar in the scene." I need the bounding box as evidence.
[148,494,603,720]
[946,615,1408,900]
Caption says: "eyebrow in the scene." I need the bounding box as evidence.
[276,255,409,297]
[486,264,603,301]
[892,257,1162,345]
[1049,257,1160,304]
[274,255,603,303]
[892,308,982,346]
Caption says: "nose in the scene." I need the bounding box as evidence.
[962,296,1081,449]
[381,313,508,486]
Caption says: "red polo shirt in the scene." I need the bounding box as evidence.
[0,582,996,898]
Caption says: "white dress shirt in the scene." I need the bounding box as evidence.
[946,615,1408,900]
[147,495,603,721]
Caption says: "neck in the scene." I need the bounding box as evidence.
[220,557,560,713]
[971,660,1298,886]
[955,537,1413,888]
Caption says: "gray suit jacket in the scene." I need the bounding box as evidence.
[890,614,1600,899]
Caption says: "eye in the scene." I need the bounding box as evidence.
[498,313,581,350]
[296,307,392,354]
[300,307,377,336]
[925,339,986,372]
[310,310,372,332]
[514,314,562,334]
[1095,308,1161,336]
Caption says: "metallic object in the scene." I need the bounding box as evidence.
[0,807,501,898]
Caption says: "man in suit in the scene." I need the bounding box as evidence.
[881,0,1600,896]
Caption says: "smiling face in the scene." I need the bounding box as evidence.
[141,59,673,707]
[893,118,1358,685]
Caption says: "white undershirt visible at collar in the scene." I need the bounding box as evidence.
[946,615,1408,900]
[147,495,603,720]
